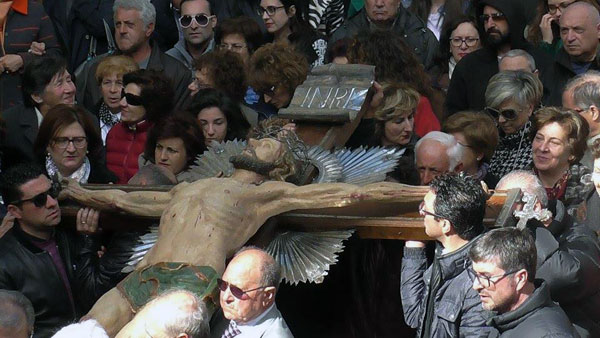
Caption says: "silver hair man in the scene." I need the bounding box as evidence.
[499,49,537,73]
[0,290,34,338]
[113,0,157,28]
[496,170,549,207]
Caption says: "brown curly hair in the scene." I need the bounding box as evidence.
[192,50,248,102]
[248,43,308,99]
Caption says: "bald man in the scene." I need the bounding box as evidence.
[545,1,600,106]
[210,247,293,338]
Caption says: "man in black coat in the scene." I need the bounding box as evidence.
[543,2,600,107]
[497,171,600,338]
[0,164,101,338]
[75,0,191,113]
[446,0,550,115]
[470,227,579,338]
[329,0,438,70]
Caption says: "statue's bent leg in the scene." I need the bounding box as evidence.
[85,287,133,337]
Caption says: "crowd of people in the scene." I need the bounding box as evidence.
[0,0,600,337]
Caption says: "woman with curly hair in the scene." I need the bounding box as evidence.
[248,43,308,118]
[215,16,265,66]
[106,69,174,183]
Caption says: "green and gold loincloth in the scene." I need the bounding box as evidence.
[117,262,219,314]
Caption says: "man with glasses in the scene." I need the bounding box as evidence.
[167,0,216,71]
[496,170,600,338]
[211,247,292,338]
[545,1,600,106]
[0,163,102,337]
[401,173,491,337]
[446,0,550,115]
[469,227,578,337]
[76,0,191,113]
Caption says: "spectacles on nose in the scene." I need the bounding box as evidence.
[217,278,269,300]
[121,89,144,106]
[178,14,215,28]
[480,12,505,22]
[258,5,285,16]
[548,0,575,14]
[484,106,521,121]
[52,137,87,149]
[219,43,248,52]
[418,201,444,219]
[467,266,519,288]
[11,186,59,208]
[450,37,479,47]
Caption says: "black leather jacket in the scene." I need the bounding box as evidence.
[0,225,95,338]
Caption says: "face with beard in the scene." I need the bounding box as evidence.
[482,5,510,48]
[230,138,285,177]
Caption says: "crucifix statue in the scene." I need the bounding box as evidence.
[60,122,427,336]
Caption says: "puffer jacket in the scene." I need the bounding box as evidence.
[329,7,438,70]
[487,280,579,338]
[106,120,153,184]
[401,238,492,338]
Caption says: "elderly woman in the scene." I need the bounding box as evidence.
[186,88,250,146]
[106,70,173,184]
[371,84,420,185]
[215,16,264,66]
[94,55,139,144]
[486,70,543,178]
[248,43,308,118]
[443,111,499,188]
[141,114,206,181]
[531,107,589,207]
[33,104,116,184]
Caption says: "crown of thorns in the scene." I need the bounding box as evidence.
[250,124,311,173]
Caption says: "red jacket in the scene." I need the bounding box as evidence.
[414,96,440,137]
[105,120,153,184]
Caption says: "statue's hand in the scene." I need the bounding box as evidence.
[58,178,83,200]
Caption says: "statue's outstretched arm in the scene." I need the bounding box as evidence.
[257,181,428,215]
[59,179,171,217]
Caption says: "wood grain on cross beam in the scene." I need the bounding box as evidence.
[59,184,509,241]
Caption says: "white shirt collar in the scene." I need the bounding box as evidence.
[235,304,275,335]
[35,107,43,127]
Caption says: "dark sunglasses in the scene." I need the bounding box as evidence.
[121,89,144,106]
[217,278,269,300]
[480,12,505,22]
[484,106,520,120]
[179,14,214,28]
[11,186,59,208]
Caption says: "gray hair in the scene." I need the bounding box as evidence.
[51,320,108,338]
[500,49,536,72]
[157,290,209,338]
[564,70,600,110]
[485,70,543,108]
[113,0,156,28]
[496,170,548,207]
[0,290,34,334]
[415,131,465,171]
[469,227,537,282]
[234,246,282,289]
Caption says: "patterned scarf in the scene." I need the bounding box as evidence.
[98,102,120,127]
[46,154,91,184]
[489,121,533,178]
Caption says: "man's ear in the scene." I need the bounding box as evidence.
[514,269,528,292]
[441,219,453,236]
[262,286,276,307]
[590,105,600,122]
[145,22,155,38]
[7,205,22,220]
[287,5,296,18]
[31,93,43,105]
[211,16,217,29]
[176,334,189,338]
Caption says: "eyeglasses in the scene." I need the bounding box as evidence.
[484,106,521,121]
[450,37,479,47]
[52,137,87,149]
[258,5,285,16]
[121,89,144,106]
[219,43,248,52]
[480,12,505,22]
[11,186,59,208]
[217,278,269,300]
[467,266,519,288]
[418,201,444,219]
[548,0,575,14]
[178,14,215,28]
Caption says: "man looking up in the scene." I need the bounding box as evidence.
[470,227,578,337]
[414,131,464,185]
[167,0,216,70]
[76,0,191,112]
[401,173,491,337]
[329,0,438,70]
[210,247,293,338]
[545,2,600,106]
[446,0,549,114]
[496,170,600,337]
